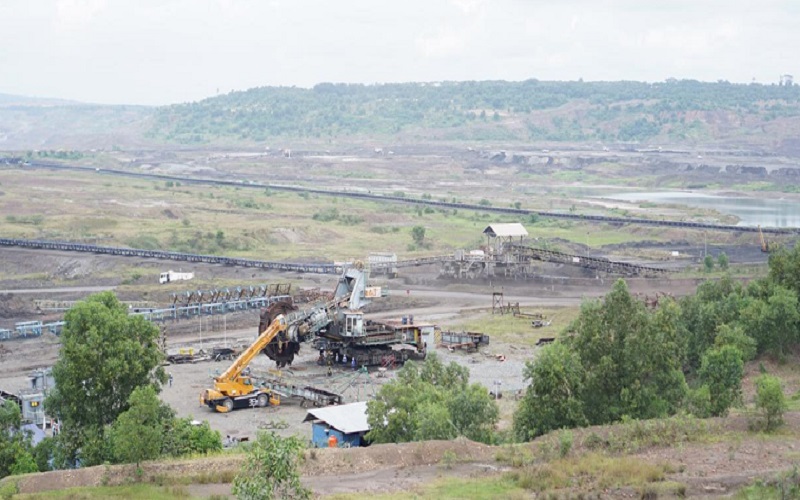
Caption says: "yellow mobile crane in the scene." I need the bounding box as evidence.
[200,314,287,412]
[758,225,770,253]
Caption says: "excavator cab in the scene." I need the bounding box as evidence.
[343,312,364,337]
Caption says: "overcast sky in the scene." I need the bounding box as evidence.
[1,0,798,106]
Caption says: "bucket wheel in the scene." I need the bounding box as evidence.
[259,301,301,367]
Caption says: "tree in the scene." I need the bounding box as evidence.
[568,279,657,424]
[678,276,746,369]
[704,255,715,272]
[513,343,587,440]
[45,292,165,466]
[698,345,744,416]
[714,324,757,362]
[717,252,729,270]
[754,374,787,431]
[767,244,800,295]
[741,286,800,358]
[108,386,165,465]
[232,432,310,500]
[447,383,500,443]
[367,354,498,444]
[32,437,55,473]
[162,418,222,457]
[0,400,38,479]
[411,225,426,246]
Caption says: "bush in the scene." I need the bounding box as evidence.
[698,345,743,416]
[162,418,222,457]
[233,432,310,500]
[755,374,787,431]
[0,480,18,500]
[687,386,712,418]
[558,430,573,458]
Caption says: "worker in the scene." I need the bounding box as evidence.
[168,372,173,387]
[327,431,338,448]
[351,357,357,371]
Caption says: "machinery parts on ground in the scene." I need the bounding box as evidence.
[261,379,342,408]
[436,330,490,352]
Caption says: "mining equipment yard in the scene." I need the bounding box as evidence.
[0,242,734,442]
[0,143,794,497]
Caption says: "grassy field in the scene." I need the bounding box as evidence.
[0,168,687,265]
[448,307,579,347]
[11,483,195,500]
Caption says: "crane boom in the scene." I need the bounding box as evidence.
[201,314,287,412]
[217,314,287,383]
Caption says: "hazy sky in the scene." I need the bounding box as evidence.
[1,0,798,105]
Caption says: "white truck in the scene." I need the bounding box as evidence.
[159,270,194,284]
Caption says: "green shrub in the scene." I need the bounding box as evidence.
[755,374,787,431]
[558,430,573,458]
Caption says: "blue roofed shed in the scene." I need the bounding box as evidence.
[303,401,369,448]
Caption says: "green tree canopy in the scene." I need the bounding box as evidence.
[698,345,744,416]
[108,386,166,465]
[740,286,800,358]
[768,244,800,294]
[0,400,37,479]
[367,354,498,444]
[411,225,426,246]
[755,374,787,431]
[565,280,687,424]
[45,291,165,466]
[232,432,310,500]
[513,342,587,440]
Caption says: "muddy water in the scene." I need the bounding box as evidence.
[598,191,800,228]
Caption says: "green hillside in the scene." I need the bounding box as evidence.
[149,79,800,145]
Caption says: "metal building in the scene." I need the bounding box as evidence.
[303,401,370,448]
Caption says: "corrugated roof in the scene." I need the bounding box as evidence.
[483,223,529,238]
[303,401,369,434]
[21,424,46,446]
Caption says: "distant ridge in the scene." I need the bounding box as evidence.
[0,92,82,107]
[148,79,800,145]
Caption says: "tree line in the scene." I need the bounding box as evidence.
[363,244,799,447]
[149,79,800,143]
[513,244,800,439]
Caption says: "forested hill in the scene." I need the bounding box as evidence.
[149,80,800,146]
